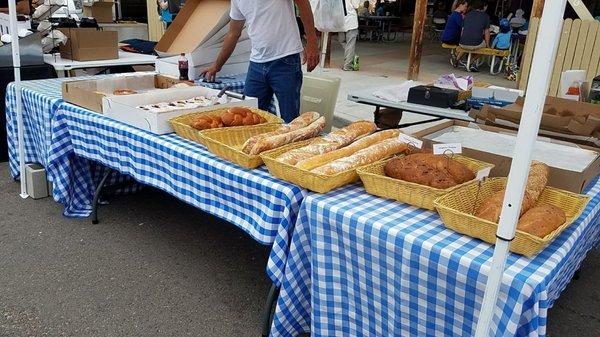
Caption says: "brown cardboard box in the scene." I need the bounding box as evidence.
[413,120,600,193]
[471,96,600,137]
[155,0,230,56]
[83,0,114,23]
[59,28,118,61]
[62,74,190,113]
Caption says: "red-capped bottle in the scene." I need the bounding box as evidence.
[178,53,189,80]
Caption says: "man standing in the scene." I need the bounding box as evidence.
[338,0,360,71]
[201,0,319,122]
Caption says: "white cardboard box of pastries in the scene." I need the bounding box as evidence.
[102,86,258,134]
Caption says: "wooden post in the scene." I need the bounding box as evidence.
[407,0,428,80]
[531,0,545,18]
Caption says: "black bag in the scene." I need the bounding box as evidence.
[407,85,459,108]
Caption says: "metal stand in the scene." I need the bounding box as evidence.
[91,168,112,225]
[260,283,280,337]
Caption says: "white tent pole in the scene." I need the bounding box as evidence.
[8,0,28,199]
[474,0,567,336]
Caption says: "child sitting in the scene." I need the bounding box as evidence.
[457,0,491,72]
[492,18,511,50]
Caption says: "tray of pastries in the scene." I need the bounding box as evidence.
[261,122,411,193]
[434,161,590,256]
[358,152,495,210]
[200,111,325,169]
[169,106,283,146]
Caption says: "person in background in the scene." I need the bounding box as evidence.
[358,0,370,16]
[376,0,387,16]
[201,0,319,122]
[492,18,511,51]
[442,0,468,48]
[338,0,360,71]
[457,0,490,72]
[157,0,174,28]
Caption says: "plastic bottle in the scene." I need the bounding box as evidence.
[178,53,189,81]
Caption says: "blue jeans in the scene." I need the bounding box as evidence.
[244,53,303,123]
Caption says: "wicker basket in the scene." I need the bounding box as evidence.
[199,124,283,169]
[169,107,282,146]
[262,141,384,193]
[357,155,495,211]
[434,177,590,256]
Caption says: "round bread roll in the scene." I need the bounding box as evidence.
[242,115,254,125]
[229,107,252,116]
[221,112,235,126]
[231,114,244,126]
[113,89,138,95]
[192,117,212,130]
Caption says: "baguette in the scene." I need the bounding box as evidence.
[475,161,550,223]
[517,204,566,238]
[249,117,326,155]
[276,121,377,165]
[311,138,409,175]
[296,129,401,170]
[241,111,320,154]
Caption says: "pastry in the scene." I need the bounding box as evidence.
[475,161,550,223]
[517,204,566,238]
[384,153,476,189]
[249,117,326,155]
[296,129,400,170]
[113,89,138,95]
[241,112,321,154]
[311,138,409,175]
[276,121,377,165]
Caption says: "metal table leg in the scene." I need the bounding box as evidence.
[91,168,112,225]
[261,283,280,337]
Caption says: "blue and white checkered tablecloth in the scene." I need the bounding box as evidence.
[269,179,600,337]
[5,79,68,179]
[48,101,305,249]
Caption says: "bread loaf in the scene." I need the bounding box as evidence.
[241,112,321,154]
[475,161,550,223]
[192,116,223,130]
[311,138,409,175]
[249,117,326,155]
[296,129,400,170]
[276,121,377,165]
[517,204,566,238]
[384,153,476,189]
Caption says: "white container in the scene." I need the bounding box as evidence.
[25,163,49,199]
[101,86,258,134]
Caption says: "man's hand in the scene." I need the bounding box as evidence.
[295,0,320,71]
[303,39,320,72]
[200,64,221,83]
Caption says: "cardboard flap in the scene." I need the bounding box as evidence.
[155,0,232,56]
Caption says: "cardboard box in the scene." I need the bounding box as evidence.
[59,28,118,61]
[413,120,600,193]
[471,96,600,137]
[102,86,258,134]
[62,73,190,113]
[83,0,114,23]
[154,0,251,79]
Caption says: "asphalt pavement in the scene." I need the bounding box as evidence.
[0,162,598,336]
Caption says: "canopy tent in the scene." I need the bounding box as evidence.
[474,0,568,335]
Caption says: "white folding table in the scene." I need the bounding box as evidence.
[347,87,474,128]
[44,51,157,77]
